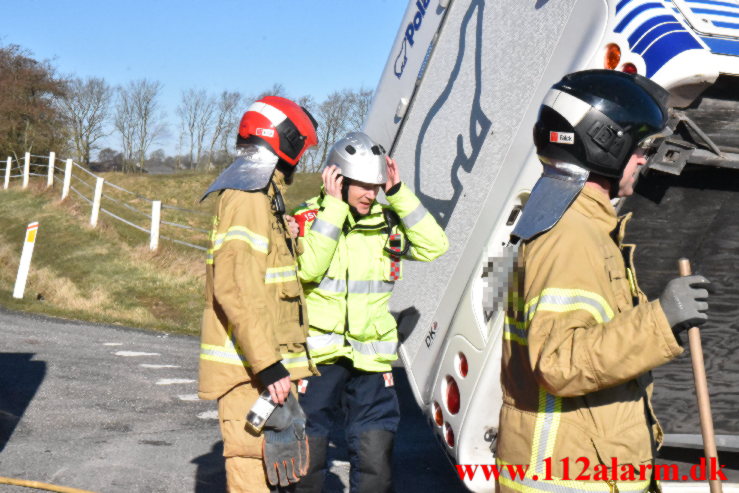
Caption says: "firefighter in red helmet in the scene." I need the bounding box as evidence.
[199,96,319,492]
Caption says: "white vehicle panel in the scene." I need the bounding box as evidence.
[362,0,739,491]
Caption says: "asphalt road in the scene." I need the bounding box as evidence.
[3,308,735,492]
[0,309,463,493]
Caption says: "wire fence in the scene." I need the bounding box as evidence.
[3,152,210,252]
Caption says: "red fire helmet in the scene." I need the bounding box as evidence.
[238,96,318,166]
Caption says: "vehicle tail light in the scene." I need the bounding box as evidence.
[604,43,621,69]
[456,352,468,378]
[444,423,455,447]
[621,63,637,74]
[433,401,443,426]
[446,376,460,415]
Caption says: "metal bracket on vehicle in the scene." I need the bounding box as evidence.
[648,109,739,174]
[484,427,498,453]
[647,137,695,175]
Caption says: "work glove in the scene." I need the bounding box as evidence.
[262,392,309,487]
[659,275,711,335]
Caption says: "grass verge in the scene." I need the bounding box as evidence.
[0,172,323,334]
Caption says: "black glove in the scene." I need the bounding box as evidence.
[262,393,309,487]
[659,275,711,335]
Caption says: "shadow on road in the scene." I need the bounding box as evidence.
[392,368,466,492]
[192,441,226,492]
[0,353,46,453]
[189,369,465,492]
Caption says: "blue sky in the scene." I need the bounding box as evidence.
[3,0,408,155]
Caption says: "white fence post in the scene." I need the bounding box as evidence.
[47,151,55,188]
[22,152,30,189]
[3,157,10,190]
[90,177,104,227]
[62,159,72,200]
[150,200,161,251]
[13,222,39,299]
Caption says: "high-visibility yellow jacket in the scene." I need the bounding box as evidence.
[497,186,683,493]
[292,183,448,372]
[199,174,317,400]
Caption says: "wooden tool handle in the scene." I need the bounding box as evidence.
[678,258,722,493]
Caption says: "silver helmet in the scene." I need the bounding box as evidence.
[326,132,387,185]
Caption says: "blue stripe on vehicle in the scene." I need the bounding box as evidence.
[692,7,739,18]
[634,22,685,53]
[712,19,739,28]
[643,31,703,76]
[615,2,665,33]
[616,0,636,14]
[687,0,739,9]
[628,15,678,47]
[701,35,739,55]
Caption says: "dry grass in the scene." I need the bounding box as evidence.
[0,171,324,334]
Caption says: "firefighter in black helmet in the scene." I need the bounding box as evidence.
[496,70,712,493]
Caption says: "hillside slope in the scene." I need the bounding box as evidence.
[0,172,322,333]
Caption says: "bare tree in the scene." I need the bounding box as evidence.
[114,79,166,172]
[132,79,166,171]
[113,86,136,172]
[256,83,287,100]
[177,88,216,169]
[294,94,320,172]
[314,89,355,171]
[207,90,243,169]
[348,87,374,132]
[60,77,112,167]
[291,88,374,173]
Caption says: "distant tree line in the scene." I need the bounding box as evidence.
[0,43,374,174]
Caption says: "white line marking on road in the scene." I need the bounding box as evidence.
[114,351,160,357]
[103,343,123,346]
[140,364,180,369]
[178,394,200,401]
[198,410,219,420]
[113,351,159,357]
[156,378,195,385]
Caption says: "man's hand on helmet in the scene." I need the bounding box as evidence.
[322,165,344,200]
[384,157,401,194]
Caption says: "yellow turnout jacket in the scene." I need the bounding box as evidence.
[497,186,683,492]
[199,174,317,400]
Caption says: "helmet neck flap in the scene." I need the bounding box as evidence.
[200,143,278,201]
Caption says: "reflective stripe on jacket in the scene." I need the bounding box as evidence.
[199,175,317,401]
[293,183,448,372]
[497,186,683,493]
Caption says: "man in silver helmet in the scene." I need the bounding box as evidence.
[291,132,448,492]
[496,70,712,493]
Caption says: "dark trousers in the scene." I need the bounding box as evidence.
[296,358,400,493]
